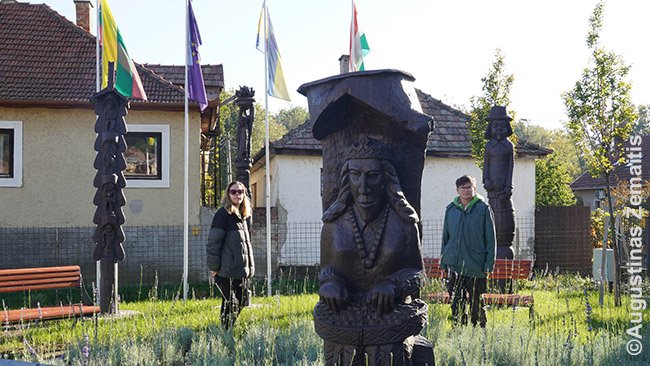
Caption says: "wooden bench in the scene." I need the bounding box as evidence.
[482,259,535,319]
[423,258,535,318]
[0,265,100,324]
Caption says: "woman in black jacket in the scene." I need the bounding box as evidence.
[206,181,255,329]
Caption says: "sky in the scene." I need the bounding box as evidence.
[39,0,650,130]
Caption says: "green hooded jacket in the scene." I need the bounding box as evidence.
[440,194,496,278]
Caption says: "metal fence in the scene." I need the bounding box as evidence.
[0,217,540,285]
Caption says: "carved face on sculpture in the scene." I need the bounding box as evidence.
[102,224,116,248]
[347,158,387,223]
[491,119,510,141]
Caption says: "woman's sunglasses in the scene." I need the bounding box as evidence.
[229,189,245,195]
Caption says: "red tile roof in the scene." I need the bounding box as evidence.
[143,64,224,100]
[0,1,223,107]
[570,135,650,191]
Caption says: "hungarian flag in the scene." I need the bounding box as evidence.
[99,0,147,100]
[349,0,370,72]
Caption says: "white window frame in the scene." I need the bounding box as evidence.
[0,121,23,187]
[125,124,170,188]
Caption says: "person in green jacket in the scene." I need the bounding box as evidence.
[441,175,496,327]
[206,181,255,329]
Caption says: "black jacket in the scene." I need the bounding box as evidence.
[206,207,255,279]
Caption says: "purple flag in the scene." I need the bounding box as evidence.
[187,0,207,111]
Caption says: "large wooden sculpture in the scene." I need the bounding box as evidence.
[299,70,435,366]
[91,68,128,314]
[482,106,515,260]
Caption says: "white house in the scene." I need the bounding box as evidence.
[251,85,551,266]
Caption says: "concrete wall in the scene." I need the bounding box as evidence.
[420,156,537,222]
[574,189,600,211]
[0,106,202,227]
[253,154,537,224]
[250,154,280,209]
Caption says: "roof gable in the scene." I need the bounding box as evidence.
[143,64,224,100]
[262,88,551,159]
[570,135,650,191]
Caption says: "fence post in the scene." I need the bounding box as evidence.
[599,215,609,307]
[55,227,60,267]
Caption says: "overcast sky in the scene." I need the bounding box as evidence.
[40,0,650,130]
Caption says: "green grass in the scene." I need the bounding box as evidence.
[1,274,648,365]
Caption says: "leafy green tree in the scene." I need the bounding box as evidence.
[274,106,309,131]
[251,104,288,156]
[468,49,516,168]
[217,88,287,161]
[535,154,576,206]
[514,121,586,178]
[203,89,287,205]
[562,2,637,306]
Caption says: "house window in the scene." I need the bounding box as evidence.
[125,132,162,179]
[124,125,169,188]
[0,129,13,178]
[0,121,22,187]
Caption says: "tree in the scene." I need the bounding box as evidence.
[562,2,637,306]
[274,106,309,131]
[514,120,586,178]
[535,154,576,206]
[468,49,516,168]
[217,89,287,163]
[251,103,287,156]
[203,89,288,205]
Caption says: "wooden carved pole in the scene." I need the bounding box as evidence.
[234,86,255,192]
[91,62,127,314]
[483,106,516,259]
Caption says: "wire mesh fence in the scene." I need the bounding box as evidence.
[0,217,547,286]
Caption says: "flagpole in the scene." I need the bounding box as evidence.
[183,0,190,301]
[96,1,100,92]
[350,0,354,71]
[263,0,272,297]
[95,0,101,299]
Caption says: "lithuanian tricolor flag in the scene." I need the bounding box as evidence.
[99,0,147,100]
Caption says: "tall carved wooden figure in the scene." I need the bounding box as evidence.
[299,70,435,366]
[482,106,515,260]
[91,85,128,314]
[234,86,255,192]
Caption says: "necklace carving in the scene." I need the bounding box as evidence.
[349,205,390,269]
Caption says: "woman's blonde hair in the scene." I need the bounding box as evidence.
[221,181,252,219]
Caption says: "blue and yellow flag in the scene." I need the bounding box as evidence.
[256,3,290,101]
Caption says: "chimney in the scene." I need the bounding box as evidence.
[339,55,350,75]
[74,0,93,33]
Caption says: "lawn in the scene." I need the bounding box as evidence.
[1,274,648,365]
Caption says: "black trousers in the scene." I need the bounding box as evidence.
[447,272,487,327]
[214,276,248,329]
